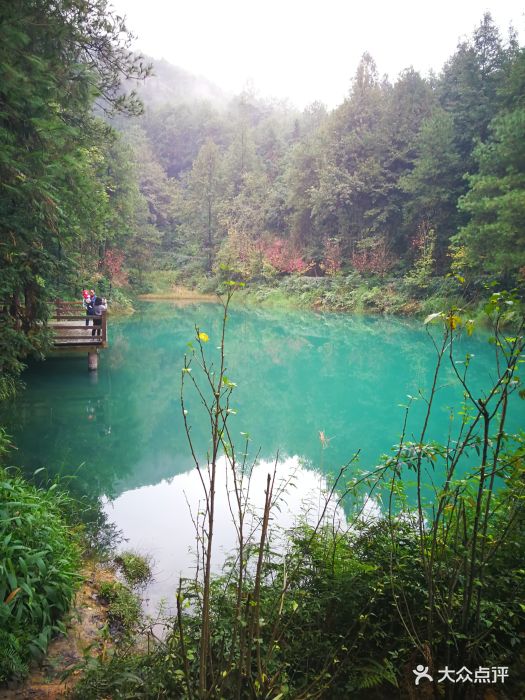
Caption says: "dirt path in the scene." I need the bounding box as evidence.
[0,563,115,700]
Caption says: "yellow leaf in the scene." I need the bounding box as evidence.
[198,332,209,343]
[5,587,21,605]
[447,314,461,330]
[465,319,475,336]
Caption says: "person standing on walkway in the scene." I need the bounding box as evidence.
[83,289,95,326]
[91,296,107,337]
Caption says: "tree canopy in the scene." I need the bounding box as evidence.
[0,0,148,397]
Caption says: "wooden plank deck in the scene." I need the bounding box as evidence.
[50,300,108,351]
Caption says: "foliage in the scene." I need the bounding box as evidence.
[452,58,525,285]
[215,227,265,281]
[351,236,397,276]
[258,237,311,274]
[357,293,525,696]
[399,108,463,262]
[0,468,82,683]
[0,0,149,397]
[231,272,474,320]
[96,12,524,318]
[98,581,142,640]
[403,222,437,292]
[115,552,153,588]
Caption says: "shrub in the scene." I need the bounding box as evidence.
[0,469,82,682]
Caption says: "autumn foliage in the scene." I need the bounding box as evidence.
[104,249,128,286]
[257,238,311,274]
[351,237,396,276]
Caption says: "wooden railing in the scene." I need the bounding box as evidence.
[50,299,108,348]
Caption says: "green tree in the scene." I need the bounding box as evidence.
[400,108,463,264]
[184,139,224,272]
[439,13,515,166]
[0,0,148,397]
[452,106,525,284]
[308,54,391,262]
[282,134,325,258]
[377,67,435,254]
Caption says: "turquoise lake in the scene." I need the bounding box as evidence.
[2,301,522,609]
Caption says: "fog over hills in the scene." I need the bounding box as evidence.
[129,56,232,109]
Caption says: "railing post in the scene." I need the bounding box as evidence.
[102,311,107,344]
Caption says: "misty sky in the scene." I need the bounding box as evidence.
[111,0,524,108]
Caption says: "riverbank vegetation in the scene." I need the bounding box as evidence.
[0,437,149,688]
[0,462,82,683]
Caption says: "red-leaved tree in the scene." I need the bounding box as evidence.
[351,236,395,276]
[104,249,128,286]
[257,238,311,274]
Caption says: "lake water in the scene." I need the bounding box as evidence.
[2,301,522,611]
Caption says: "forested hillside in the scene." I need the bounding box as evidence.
[115,13,524,295]
[1,3,524,398]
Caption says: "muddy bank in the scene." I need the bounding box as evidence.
[0,563,115,700]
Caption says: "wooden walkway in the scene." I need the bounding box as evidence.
[50,300,108,352]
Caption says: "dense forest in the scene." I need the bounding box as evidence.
[1,1,525,397]
[117,16,525,290]
[117,12,525,293]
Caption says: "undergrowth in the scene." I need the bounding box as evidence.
[98,581,142,641]
[0,467,82,683]
[166,267,524,323]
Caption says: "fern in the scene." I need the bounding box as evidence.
[0,630,29,683]
[354,658,399,690]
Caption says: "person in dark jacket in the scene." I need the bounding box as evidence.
[83,289,95,326]
[91,297,107,337]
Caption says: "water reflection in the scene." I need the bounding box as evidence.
[104,456,346,614]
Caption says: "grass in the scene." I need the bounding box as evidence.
[114,551,152,588]
[137,270,215,300]
[98,581,142,638]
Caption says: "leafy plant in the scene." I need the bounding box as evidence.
[98,581,142,639]
[0,469,82,682]
[115,552,153,588]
